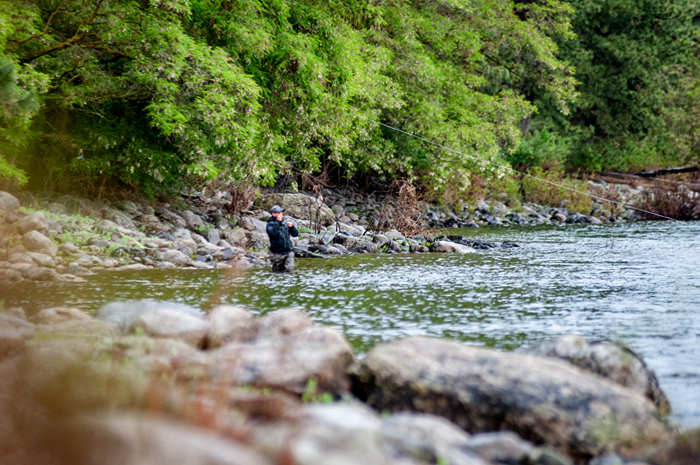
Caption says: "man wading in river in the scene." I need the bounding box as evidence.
[266,205,299,272]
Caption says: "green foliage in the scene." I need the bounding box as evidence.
[301,378,334,403]
[535,0,699,171]
[1,0,578,198]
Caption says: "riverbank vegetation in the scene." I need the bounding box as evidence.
[1,0,699,205]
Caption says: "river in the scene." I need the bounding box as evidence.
[2,221,699,428]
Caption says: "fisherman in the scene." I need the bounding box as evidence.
[266,205,299,272]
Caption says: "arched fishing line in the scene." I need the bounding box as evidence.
[357,116,678,222]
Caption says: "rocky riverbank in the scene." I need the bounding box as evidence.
[0,179,644,284]
[0,300,696,465]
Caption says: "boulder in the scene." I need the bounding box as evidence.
[206,305,256,348]
[26,252,56,268]
[519,335,671,414]
[465,431,573,465]
[34,307,92,325]
[333,234,378,253]
[184,325,353,395]
[154,207,187,228]
[381,412,491,465]
[0,191,20,212]
[158,249,192,266]
[254,308,314,341]
[126,309,209,348]
[237,216,268,233]
[0,313,35,357]
[431,240,476,254]
[180,210,204,229]
[102,208,136,230]
[254,193,336,226]
[96,300,205,331]
[7,211,49,235]
[351,337,673,461]
[22,267,64,282]
[22,230,58,256]
[42,412,272,465]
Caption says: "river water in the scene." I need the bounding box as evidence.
[2,221,699,428]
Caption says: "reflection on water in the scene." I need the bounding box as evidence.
[2,221,699,428]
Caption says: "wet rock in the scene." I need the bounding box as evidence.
[518,335,671,414]
[551,211,568,222]
[64,264,94,276]
[0,313,35,357]
[22,230,58,256]
[44,412,271,465]
[430,240,476,254]
[187,325,353,395]
[351,337,673,461]
[0,191,20,212]
[34,307,92,325]
[254,193,336,226]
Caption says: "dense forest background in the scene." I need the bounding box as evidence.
[1,0,699,201]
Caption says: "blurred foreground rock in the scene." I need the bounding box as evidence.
[519,334,671,414]
[351,337,674,462]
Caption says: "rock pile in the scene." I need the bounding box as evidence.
[0,300,695,465]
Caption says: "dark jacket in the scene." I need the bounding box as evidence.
[266,217,299,254]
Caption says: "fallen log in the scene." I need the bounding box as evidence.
[592,171,700,193]
[633,166,699,178]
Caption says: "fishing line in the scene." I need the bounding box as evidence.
[356,116,679,222]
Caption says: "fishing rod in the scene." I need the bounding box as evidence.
[355,116,679,222]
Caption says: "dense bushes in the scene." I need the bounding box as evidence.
[1,0,699,201]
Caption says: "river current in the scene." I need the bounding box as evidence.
[3,221,699,428]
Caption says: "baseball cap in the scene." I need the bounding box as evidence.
[270,205,285,213]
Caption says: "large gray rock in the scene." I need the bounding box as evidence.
[237,216,268,233]
[254,193,336,226]
[154,207,187,228]
[180,210,204,229]
[185,325,353,395]
[351,337,673,462]
[96,300,204,331]
[518,335,671,414]
[333,234,378,253]
[22,230,58,256]
[0,191,20,212]
[42,413,271,465]
[128,309,209,348]
[430,240,476,254]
